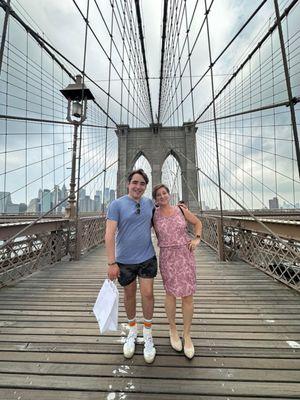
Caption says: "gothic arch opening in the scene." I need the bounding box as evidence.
[133,153,152,198]
[161,153,182,205]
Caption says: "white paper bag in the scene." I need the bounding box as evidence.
[93,279,119,333]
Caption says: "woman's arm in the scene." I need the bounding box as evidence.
[180,207,202,251]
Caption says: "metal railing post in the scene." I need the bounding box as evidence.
[216,218,225,261]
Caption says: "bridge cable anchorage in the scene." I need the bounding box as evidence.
[157,132,300,261]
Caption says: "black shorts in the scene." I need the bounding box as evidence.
[117,256,157,287]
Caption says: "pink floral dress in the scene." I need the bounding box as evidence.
[153,206,196,297]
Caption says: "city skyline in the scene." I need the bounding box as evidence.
[0,184,116,214]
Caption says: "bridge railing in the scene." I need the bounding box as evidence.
[0,216,106,288]
[198,215,300,291]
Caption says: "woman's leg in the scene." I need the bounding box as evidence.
[182,295,194,347]
[165,293,181,351]
[165,292,177,332]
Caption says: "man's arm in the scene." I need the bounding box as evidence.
[105,219,120,280]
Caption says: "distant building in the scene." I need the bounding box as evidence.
[27,198,40,213]
[6,203,19,213]
[0,191,11,213]
[104,187,110,203]
[61,184,68,209]
[269,197,279,209]
[94,193,101,212]
[0,191,20,213]
[281,201,300,209]
[19,203,27,213]
[79,188,86,201]
[52,185,62,213]
[109,189,115,202]
[41,189,51,213]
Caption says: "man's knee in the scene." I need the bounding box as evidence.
[142,291,154,302]
[140,280,154,300]
[124,280,137,299]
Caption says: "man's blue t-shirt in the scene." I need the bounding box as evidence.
[107,195,155,264]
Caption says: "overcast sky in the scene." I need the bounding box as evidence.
[1,0,299,209]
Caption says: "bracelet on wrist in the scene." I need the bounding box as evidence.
[108,262,117,266]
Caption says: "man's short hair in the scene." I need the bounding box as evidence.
[127,169,149,185]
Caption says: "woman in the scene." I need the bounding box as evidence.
[152,184,202,359]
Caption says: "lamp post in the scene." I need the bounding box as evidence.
[60,75,94,219]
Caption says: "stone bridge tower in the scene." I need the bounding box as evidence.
[116,123,199,211]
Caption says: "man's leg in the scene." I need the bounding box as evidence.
[139,277,156,363]
[139,277,154,320]
[124,279,137,319]
[123,279,138,359]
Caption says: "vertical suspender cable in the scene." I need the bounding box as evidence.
[134,0,154,125]
[75,0,90,259]
[273,0,300,178]
[102,0,115,213]
[158,0,169,123]
[204,0,224,258]
[0,0,10,74]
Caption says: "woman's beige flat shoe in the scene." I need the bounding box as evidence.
[183,339,195,359]
[169,331,182,352]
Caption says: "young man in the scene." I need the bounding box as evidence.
[105,169,157,363]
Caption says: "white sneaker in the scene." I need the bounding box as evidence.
[123,326,137,359]
[143,327,156,364]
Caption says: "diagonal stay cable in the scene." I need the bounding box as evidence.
[157,132,300,260]
[195,0,298,123]
[134,0,154,124]
[94,0,151,123]
[72,0,149,126]
[0,0,119,126]
[0,159,118,251]
[157,0,168,123]
[164,0,271,125]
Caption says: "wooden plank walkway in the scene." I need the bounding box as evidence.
[0,242,299,399]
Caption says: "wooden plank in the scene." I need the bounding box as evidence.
[0,374,300,396]
[1,361,300,382]
[0,243,299,400]
[1,389,296,400]
[0,351,299,369]
[1,329,300,341]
